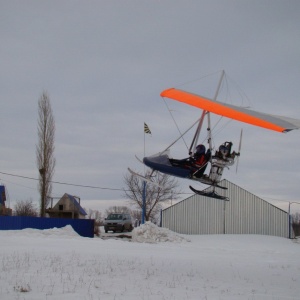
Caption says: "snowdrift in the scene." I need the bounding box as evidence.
[132,221,190,243]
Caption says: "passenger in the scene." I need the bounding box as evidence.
[216,142,236,160]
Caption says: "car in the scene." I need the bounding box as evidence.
[104,213,133,233]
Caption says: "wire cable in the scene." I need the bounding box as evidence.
[0,171,193,195]
[0,171,124,192]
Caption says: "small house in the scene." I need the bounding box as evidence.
[46,193,87,219]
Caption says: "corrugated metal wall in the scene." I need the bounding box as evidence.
[162,180,288,237]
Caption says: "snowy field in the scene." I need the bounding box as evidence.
[0,222,299,300]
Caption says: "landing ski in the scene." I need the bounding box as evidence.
[198,177,228,190]
[189,185,229,201]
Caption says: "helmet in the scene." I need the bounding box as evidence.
[195,144,206,155]
[219,145,229,156]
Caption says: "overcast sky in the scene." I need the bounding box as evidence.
[1,1,300,214]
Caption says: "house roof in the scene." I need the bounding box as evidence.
[65,194,87,216]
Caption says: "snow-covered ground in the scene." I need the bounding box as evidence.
[0,222,299,300]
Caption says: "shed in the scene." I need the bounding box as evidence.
[46,193,87,219]
[162,180,288,238]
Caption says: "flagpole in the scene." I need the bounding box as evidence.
[142,180,146,224]
[142,123,152,224]
[144,126,146,175]
[143,123,146,224]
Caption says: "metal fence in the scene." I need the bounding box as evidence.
[0,216,94,238]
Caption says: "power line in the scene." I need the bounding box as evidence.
[0,170,193,196]
[0,171,125,192]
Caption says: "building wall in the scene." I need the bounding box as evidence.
[49,194,86,219]
[162,180,288,237]
[53,196,74,211]
[162,195,225,235]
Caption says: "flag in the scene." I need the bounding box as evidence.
[144,122,151,134]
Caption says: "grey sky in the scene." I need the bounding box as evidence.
[1,1,300,213]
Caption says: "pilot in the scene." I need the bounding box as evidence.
[191,144,211,178]
[170,144,210,178]
[193,144,206,162]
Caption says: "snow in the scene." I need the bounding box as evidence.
[1,223,300,300]
[132,221,190,243]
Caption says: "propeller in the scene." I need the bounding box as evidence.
[236,129,243,173]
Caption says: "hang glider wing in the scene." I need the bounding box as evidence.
[161,88,300,133]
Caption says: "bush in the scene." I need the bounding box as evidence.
[14,199,38,217]
[94,223,100,237]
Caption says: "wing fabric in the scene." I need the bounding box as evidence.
[161,88,300,133]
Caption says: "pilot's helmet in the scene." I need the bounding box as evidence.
[196,144,206,155]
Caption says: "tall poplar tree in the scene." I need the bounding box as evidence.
[36,92,55,217]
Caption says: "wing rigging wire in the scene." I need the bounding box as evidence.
[174,70,223,89]
[188,72,247,150]
[161,99,227,155]
[208,73,248,146]
[160,71,249,157]
[161,117,201,153]
[161,71,227,152]
[162,97,189,151]
[224,73,253,109]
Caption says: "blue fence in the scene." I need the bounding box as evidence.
[0,216,94,238]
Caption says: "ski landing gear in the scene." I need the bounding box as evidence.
[189,185,229,201]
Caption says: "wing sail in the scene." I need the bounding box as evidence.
[161,88,300,133]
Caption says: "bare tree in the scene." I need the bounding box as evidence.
[86,209,103,224]
[131,209,142,222]
[86,209,103,236]
[123,171,180,222]
[292,212,300,223]
[292,212,300,237]
[36,92,56,217]
[14,199,38,217]
[105,206,131,217]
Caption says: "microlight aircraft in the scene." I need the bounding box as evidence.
[143,72,300,200]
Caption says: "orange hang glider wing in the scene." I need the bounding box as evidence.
[161,88,300,133]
